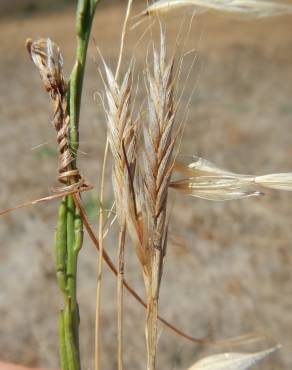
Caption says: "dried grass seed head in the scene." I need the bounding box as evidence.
[134,31,176,276]
[143,32,176,217]
[26,38,67,97]
[103,59,138,224]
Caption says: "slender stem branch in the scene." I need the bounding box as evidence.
[95,1,133,368]
[115,0,133,81]
[73,193,212,344]
[117,224,126,370]
[147,248,161,370]
[95,140,108,370]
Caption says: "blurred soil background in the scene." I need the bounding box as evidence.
[1,1,292,369]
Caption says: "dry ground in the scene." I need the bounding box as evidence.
[1,2,292,369]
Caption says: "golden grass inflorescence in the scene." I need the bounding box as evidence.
[103,31,177,370]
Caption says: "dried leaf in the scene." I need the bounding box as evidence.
[187,346,280,370]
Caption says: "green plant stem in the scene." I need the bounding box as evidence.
[64,298,79,370]
[54,1,99,369]
[70,0,99,152]
[59,311,69,370]
[55,198,68,295]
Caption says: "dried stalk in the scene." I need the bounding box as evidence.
[115,4,133,366]
[117,225,126,370]
[95,143,107,370]
[95,1,133,368]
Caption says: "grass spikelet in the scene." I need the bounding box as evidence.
[171,176,262,201]
[142,0,292,18]
[132,30,176,370]
[186,345,281,370]
[103,60,137,224]
[103,59,137,370]
[172,156,292,200]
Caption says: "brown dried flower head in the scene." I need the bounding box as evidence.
[26,38,67,97]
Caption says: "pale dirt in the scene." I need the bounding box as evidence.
[1,2,292,370]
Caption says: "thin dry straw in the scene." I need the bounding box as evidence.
[0,186,93,217]
[142,0,292,17]
[95,1,134,369]
[116,0,134,81]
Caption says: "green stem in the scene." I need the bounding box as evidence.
[54,1,99,369]
[69,0,99,157]
[64,298,80,370]
[59,311,69,370]
[55,198,68,295]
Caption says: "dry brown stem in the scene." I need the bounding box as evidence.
[117,225,126,370]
